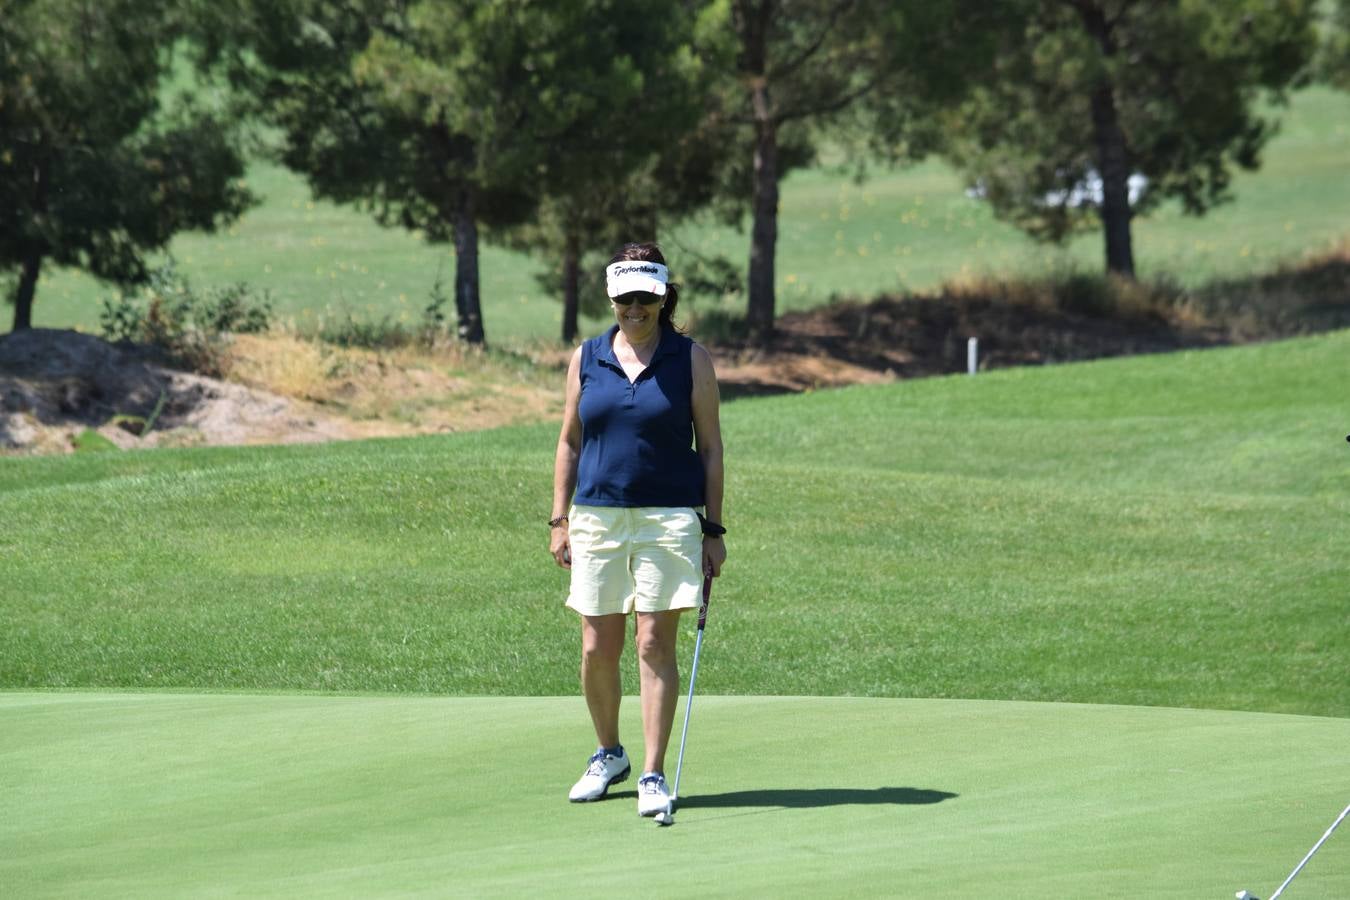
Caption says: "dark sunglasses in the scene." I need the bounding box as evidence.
[613,292,664,306]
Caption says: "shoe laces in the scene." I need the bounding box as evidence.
[639,774,667,795]
[585,750,615,777]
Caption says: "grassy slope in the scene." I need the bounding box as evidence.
[2,694,1347,898]
[23,88,1350,343]
[2,332,1347,714]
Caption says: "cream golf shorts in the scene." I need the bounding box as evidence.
[566,505,703,616]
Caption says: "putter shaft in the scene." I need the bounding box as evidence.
[670,575,712,802]
[1268,803,1349,900]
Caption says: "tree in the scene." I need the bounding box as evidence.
[209,1,517,344]
[494,176,668,344]
[1317,0,1350,90]
[215,0,701,346]
[0,0,252,332]
[699,0,983,343]
[942,0,1317,279]
[494,96,740,342]
[484,1,715,342]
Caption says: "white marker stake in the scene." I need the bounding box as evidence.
[967,337,978,375]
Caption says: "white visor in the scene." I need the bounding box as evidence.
[606,261,668,298]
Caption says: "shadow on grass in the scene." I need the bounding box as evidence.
[675,786,957,810]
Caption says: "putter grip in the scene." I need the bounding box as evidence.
[697,575,712,630]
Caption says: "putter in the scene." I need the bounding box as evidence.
[655,573,713,826]
[1237,802,1349,900]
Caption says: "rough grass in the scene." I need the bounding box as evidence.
[2,332,1346,715]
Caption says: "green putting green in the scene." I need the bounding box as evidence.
[3,693,1346,898]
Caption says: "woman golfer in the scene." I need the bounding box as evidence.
[549,242,726,818]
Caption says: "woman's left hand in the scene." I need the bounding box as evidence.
[702,535,726,578]
[550,527,571,570]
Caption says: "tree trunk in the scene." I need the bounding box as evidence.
[453,188,485,344]
[13,154,48,332]
[747,103,779,345]
[11,250,42,331]
[561,231,580,343]
[741,0,778,346]
[1076,3,1135,279]
[1090,82,1135,279]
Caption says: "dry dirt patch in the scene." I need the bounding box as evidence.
[0,330,561,455]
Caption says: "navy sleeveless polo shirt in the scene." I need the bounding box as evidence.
[574,325,705,508]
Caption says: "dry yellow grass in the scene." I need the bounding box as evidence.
[226,333,564,434]
[228,333,340,403]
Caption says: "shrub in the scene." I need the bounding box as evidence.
[302,270,457,351]
[201,283,273,334]
[419,263,453,346]
[309,312,412,350]
[687,307,748,342]
[98,262,273,376]
[1054,272,1117,317]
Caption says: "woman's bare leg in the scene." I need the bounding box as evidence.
[635,609,683,774]
[580,614,626,748]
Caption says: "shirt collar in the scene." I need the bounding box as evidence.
[598,324,678,367]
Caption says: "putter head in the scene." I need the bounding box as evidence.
[1235,891,1258,900]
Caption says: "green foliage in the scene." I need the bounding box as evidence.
[0,0,253,329]
[1319,0,1350,89]
[307,311,411,350]
[715,0,981,132]
[686,306,748,342]
[291,265,471,349]
[420,262,453,345]
[98,262,273,374]
[290,269,462,349]
[20,85,1350,341]
[212,0,723,343]
[942,0,1319,259]
[483,0,718,338]
[203,283,274,335]
[1049,271,1119,317]
[677,248,745,302]
[702,0,995,337]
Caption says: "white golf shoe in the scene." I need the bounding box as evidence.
[637,772,672,818]
[568,747,631,802]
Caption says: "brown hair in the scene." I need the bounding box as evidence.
[608,242,681,332]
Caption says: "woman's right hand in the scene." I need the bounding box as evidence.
[550,526,571,569]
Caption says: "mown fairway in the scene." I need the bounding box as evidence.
[2,694,1347,898]
[2,332,1347,714]
[25,87,1350,343]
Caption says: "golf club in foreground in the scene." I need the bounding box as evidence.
[1236,802,1349,900]
[655,573,714,827]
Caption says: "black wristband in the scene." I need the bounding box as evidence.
[549,515,568,528]
[697,512,727,537]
